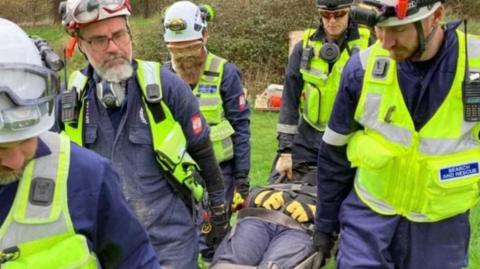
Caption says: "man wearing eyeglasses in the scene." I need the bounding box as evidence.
[0,18,160,269]
[273,0,372,184]
[56,0,228,268]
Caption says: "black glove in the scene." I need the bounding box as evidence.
[313,230,337,266]
[206,203,229,250]
[234,171,250,199]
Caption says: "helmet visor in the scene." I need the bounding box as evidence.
[0,63,59,106]
[71,0,126,24]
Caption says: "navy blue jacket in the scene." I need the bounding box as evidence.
[0,138,159,269]
[277,20,368,163]
[315,22,463,233]
[218,62,251,175]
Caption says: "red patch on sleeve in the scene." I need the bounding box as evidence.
[239,94,246,111]
[192,114,203,135]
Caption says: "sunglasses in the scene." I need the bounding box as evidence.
[319,10,349,20]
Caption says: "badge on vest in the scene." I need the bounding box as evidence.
[198,85,217,94]
[373,58,390,79]
[29,177,55,206]
[439,162,480,181]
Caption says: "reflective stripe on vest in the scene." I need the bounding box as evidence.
[0,132,98,268]
[348,31,480,222]
[62,61,204,203]
[193,53,235,163]
[300,27,371,131]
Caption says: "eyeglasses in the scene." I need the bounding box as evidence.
[69,0,130,24]
[79,29,131,51]
[319,9,349,20]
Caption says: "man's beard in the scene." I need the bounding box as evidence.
[0,168,23,185]
[172,54,205,85]
[93,54,133,83]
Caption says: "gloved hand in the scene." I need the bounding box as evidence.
[285,200,316,223]
[231,172,250,212]
[231,192,245,213]
[275,153,293,180]
[234,172,250,199]
[206,203,229,250]
[254,190,285,210]
[313,230,337,266]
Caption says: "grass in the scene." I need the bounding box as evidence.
[249,111,279,187]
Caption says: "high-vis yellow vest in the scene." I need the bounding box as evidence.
[193,53,235,163]
[62,60,204,203]
[300,27,371,131]
[347,31,480,222]
[0,132,98,268]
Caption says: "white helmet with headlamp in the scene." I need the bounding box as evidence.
[163,1,208,43]
[60,0,132,36]
[352,0,444,54]
[0,18,60,143]
[372,0,443,27]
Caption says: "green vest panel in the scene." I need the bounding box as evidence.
[62,61,204,203]
[300,27,371,131]
[0,132,98,268]
[193,53,234,163]
[347,31,480,222]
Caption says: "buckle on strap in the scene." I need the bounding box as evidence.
[145,84,161,103]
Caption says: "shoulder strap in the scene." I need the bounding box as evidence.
[136,60,204,205]
[201,53,226,85]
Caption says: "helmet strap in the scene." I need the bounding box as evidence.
[414,21,426,55]
[412,20,438,60]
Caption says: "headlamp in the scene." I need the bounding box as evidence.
[165,18,187,32]
[351,0,444,28]
[0,106,42,131]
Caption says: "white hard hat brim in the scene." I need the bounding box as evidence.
[376,2,442,27]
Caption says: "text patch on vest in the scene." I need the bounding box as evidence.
[198,85,217,94]
[440,162,480,181]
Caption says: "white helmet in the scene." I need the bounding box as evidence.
[60,0,131,35]
[0,19,59,143]
[370,0,443,27]
[163,1,207,43]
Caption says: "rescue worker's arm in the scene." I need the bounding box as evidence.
[315,53,364,234]
[161,68,225,201]
[313,53,364,265]
[161,69,228,247]
[277,42,304,153]
[67,145,160,269]
[220,63,251,197]
[188,138,225,199]
[275,42,305,178]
